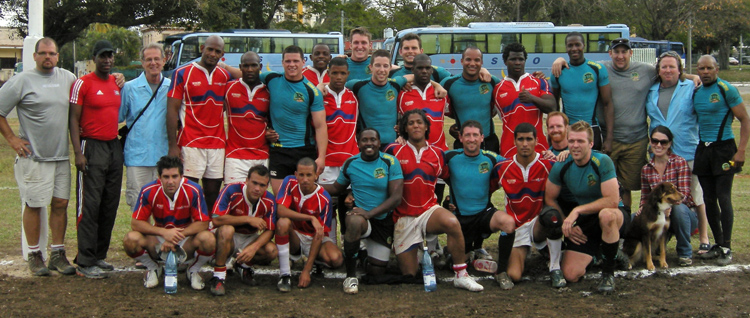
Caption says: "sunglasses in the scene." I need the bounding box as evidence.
[611,38,629,45]
[650,138,670,146]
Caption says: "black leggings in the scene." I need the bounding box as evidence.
[699,174,735,249]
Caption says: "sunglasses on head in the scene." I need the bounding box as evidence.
[650,138,670,146]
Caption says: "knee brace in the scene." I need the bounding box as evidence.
[539,206,563,240]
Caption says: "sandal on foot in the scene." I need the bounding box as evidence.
[697,243,710,255]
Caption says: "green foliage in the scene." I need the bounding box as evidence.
[312,0,390,38]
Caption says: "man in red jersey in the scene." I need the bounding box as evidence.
[123,156,215,291]
[167,35,231,210]
[302,43,331,86]
[69,40,123,279]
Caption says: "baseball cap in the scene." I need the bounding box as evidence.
[92,40,115,57]
[610,38,631,50]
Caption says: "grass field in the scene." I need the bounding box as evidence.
[1,97,749,264]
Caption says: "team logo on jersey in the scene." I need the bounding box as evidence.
[479,162,490,173]
[294,92,305,102]
[507,179,517,184]
[631,72,640,81]
[587,174,597,187]
[96,90,104,95]
[710,93,721,103]
[374,167,386,179]
[498,92,508,98]
[366,68,372,75]
[399,159,409,165]
[386,90,396,101]
[479,84,490,94]
[583,72,594,84]
[192,81,202,86]
[231,93,241,98]
[114,90,120,96]
[405,101,414,106]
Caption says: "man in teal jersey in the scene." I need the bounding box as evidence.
[323,128,403,294]
[345,27,373,81]
[390,33,453,81]
[692,55,750,265]
[550,32,614,153]
[260,45,327,194]
[545,121,626,294]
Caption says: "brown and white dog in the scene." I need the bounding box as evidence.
[624,182,684,271]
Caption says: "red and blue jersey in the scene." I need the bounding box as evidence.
[302,66,330,86]
[133,178,210,229]
[225,79,270,160]
[493,73,551,158]
[168,62,231,149]
[385,142,447,219]
[398,85,449,151]
[490,154,552,226]
[276,176,333,237]
[212,183,276,234]
[324,86,359,167]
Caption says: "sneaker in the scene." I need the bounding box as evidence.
[225,256,236,273]
[236,266,257,286]
[597,272,615,294]
[717,248,732,266]
[76,265,106,279]
[494,272,514,290]
[454,275,484,292]
[186,270,204,290]
[699,245,722,260]
[679,257,693,267]
[95,259,115,271]
[474,248,493,260]
[209,277,226,296]
[48,250,75,275]
[277,275,292,293]
[431,251,447,270]
[28,251,50,276]
[343,277,359,294]
[472,259,498,273]
[550,269,566,288]
[144,267,162,288]
[615,249,630,271]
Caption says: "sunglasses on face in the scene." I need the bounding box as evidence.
[650,138,670,146]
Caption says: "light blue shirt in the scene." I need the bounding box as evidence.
[645,79,698,161]
[119,72,171,167]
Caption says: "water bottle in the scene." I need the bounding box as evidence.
[164,250,178,294]
[422,246,437,292]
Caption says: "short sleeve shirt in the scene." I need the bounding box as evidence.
[212,183,276,234]
[323,86,359,166]
[347,57,371,81]
[133,178,210,228]
[550,59,609,125]
[225,79,270,160]
[397,85,449,151]
[385,142,447,219]
[337,152,403,220]
[493,73,552,157]
[69,72,121,140]
[444,149,504,216]
[548,152,616,205]
[276,176,333,237]
[441,75,499,137]
[346,77,408,144]
[261,72,324,148]
[693,78,744,142]
[491,154,552,226]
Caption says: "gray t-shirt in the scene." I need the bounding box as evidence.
[599,61,656,143]
[658,85,677,120]
[0,67,76,161]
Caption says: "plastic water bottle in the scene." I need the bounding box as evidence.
[422,246,437,292]
[165,251,178,294]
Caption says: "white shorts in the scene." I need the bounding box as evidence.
[224,157,269,184]
[290,231,336,261]
[233,232,261,252]
[362,221,392,262]
[125,166,159,208]
[513,217,546,250]
[687,160,705,206]
[393,205,440,254]
[182,146,225,180]
[156,235,190,250]
[14,157,70,208]
[318,166,341,185]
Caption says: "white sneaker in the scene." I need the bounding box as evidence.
[454,275,484,292]
[343,277,359,294]
[474,248,493,260]
[143,267,162,289]
[187,270,204,290]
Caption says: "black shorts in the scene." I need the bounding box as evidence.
[453,133,499,154]
[455,206,496,248]
[592,125,604,151]
[693,139,739,176]
[564,206,630,257]
[367,215,395,248]
[269,146,317,179]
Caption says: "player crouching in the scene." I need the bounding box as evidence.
[123,156,216,290]
[209,165,279,296]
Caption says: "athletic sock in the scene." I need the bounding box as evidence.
[548,238,562,271]
[601,241,618,274]
[276,235,291,276]
[426,237,439,253]
[28,244,39,252]
[51,244,65,251]
[133,250,159,271]
[188,250,214,273]
[344,239,360,278]
[213,266,226,280]
[496,231,515,273]
[452,263,468,277]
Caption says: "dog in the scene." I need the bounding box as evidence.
[623,182,684,271]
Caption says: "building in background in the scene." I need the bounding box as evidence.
[0,27,23,82]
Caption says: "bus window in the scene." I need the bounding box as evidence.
[453,34,487,53]
[521,33,554,53]
[316,38,340,53]
[180,37,200,66]
[296,37,315,52]
[487,33,518,53]
[555,33,568,53]
[421,34,451,55]
[586,33,620,52]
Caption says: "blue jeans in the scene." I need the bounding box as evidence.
[670,204,699,258]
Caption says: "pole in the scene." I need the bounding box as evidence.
[22,0,43,72]
[687,12,693,74]
[341,10,344,35]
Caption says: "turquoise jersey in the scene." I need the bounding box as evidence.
[337,152,403,220]
[444,149,504,216]
[390,65,452,82]
[550,59,609,125]
[441,75,500,136]
[693,78,744,142]
[548,151,616,205]
[260,72,324,148]
[346,77,408,144]
[347,57,371,81]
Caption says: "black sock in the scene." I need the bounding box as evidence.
[496,232,515,273]
[344,240,360,278]
[601,241,618,274]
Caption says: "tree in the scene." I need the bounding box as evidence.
[57,24,142,71]
[377,0,454,31]
[312,0,390,38]
[692,0,750,69]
